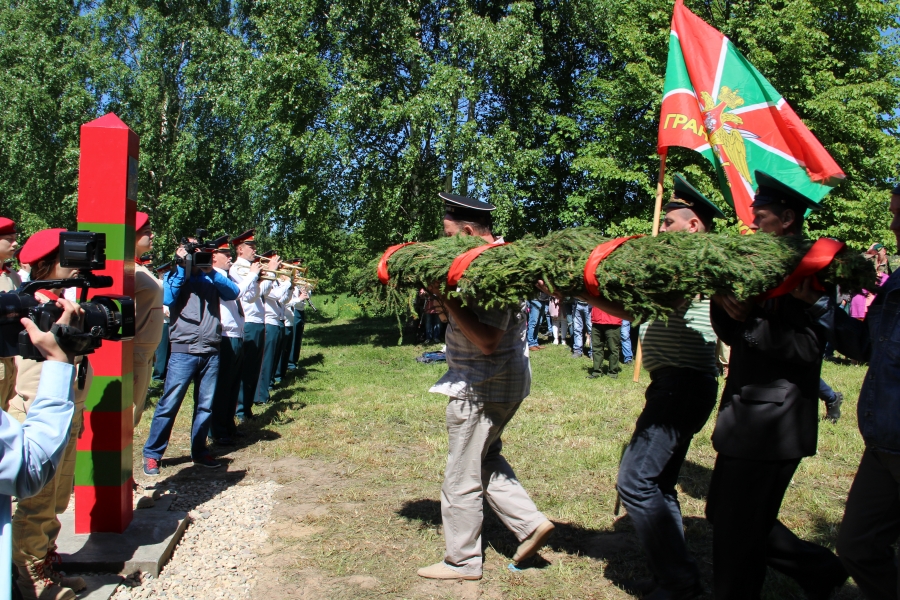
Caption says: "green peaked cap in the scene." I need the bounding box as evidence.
[665,174,727,220]
[752,170,823,212]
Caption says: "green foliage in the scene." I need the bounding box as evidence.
[364,229,876,322]
[1,0,898,287]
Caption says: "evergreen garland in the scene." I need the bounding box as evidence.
[359,228,876,322]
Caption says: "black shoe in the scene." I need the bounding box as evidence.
[192,453,221,469]
[824,392,843,423]
[571,352,583,359]
[211,437,235,446]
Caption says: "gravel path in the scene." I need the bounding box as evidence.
[110,478,281,600]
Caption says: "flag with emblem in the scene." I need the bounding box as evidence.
[658,0,844,230]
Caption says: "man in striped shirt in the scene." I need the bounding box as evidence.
[583,175,724,599]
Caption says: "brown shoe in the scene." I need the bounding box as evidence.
[513,520,555,563]
[46,550,87,592]
[16,558,76,600]
[529,346,543,351]
[417,562,482,580]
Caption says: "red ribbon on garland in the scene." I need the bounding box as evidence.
[377,242,417,285]
[583,236,644,297]
[447,242,509,287]
[759,237,845,300]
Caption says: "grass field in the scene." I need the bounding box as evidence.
[139,294,870,599]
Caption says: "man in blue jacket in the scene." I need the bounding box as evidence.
[2,299,82,600]
[815,185,900,599]
[142,243,239,475]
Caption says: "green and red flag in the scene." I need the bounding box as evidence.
[658,0,844,230]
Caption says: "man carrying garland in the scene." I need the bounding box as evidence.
[706,171,847,599]
[417,192,555,581]
[580,175,724,599]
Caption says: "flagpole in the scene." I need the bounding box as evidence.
[633,152,667,383]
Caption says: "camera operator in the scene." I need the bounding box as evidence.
[9,229,94,599]
[1,299,84,600]
[141,238,239,476]
[0,217,20,410]
[131,212,164,428]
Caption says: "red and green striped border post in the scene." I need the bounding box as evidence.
[74,113,137,534]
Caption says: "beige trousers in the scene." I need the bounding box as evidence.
[0,357,16,411]
[133,351,154,428]
[10,364,90,566]
[441,398,545,575]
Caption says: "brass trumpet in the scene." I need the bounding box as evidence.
[253,254,309,276]
[235,264,318,289]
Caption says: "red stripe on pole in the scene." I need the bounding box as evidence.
[583,236,644,297]
[447,243,508,287]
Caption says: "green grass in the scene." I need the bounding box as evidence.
[141,296,869,599]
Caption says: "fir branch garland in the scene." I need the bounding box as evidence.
[359,228,876,322]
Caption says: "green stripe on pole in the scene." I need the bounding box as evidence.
[78,223,131,261]
[83,376,133,412]
[74,446,132,487]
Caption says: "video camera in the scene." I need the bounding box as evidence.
[174,229,216,271]
[0,231,135,360]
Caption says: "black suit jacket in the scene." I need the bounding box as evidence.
[710,295,827,460]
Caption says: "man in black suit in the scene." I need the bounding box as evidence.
[705,171,848,600]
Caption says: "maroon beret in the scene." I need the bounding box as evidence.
[19,228,66,265]
[135,212,150,231]
[0,218,15,235]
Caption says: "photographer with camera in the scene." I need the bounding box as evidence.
[8,229,95,599]
[142,235,239,476]
[0,218,20,411]
[132,212,164,428]
[0,299,86,600]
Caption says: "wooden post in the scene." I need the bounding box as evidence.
[633,153,667,383]
[74,113,137,533]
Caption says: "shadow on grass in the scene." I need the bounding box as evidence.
[396,497,720,595]
[302,317,407,347]
[679,459,714,500]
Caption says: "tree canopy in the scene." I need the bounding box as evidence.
[1,0,898,290]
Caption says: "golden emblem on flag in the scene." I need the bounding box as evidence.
[700,87,759,187]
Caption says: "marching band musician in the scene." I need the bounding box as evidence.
[255,251,291,404]
[0,217,21,410]
[10,229,94,600]
[209,236,261,445]
[132,212,164,428]
[229,231,275,423]
[287,259,310,371]
[274,274,295,387]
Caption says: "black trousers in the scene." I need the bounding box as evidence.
[837,447,900,600]
[706,454,846,599]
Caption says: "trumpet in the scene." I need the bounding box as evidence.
[235,264,318,290]
[253,254,309,276]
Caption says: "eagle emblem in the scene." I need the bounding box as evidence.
[700,87,759,187]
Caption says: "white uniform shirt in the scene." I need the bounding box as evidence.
[214,266,258,338]
[263,279,292,326]
[230,258,273,325]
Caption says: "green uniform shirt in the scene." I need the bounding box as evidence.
[639,298,718,375]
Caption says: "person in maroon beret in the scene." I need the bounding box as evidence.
[10,228,92,599]
[132,212,164,429]
[0,217,20,413]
